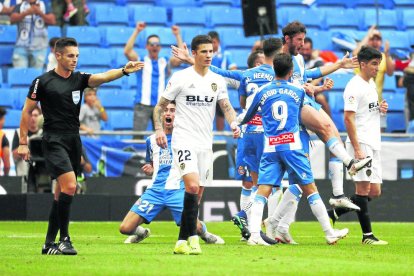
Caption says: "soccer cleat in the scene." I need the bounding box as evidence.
[325,228,349,245]
[275,229,298,245]
[347,157,372,176]
[63,4,78,21]
[260,231,278,245]
[124,228,151,244]
[247,235,271,246]
[263,218,277,240]
[188,236,202,255]
[173,241,190,255]
[329,196,360,211]
[328,209,339,226]
[362,235,388,245]
[200,232,225,244]
[58,237,77,255]
[41,242,62,255]
[231,214,250,240]
[240,237,247,242]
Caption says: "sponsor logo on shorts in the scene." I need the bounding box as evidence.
[180,163,185,170]
[238,166,245,175]
[211,83,217,92]
[268,132,295,145]
[247,114,263,126]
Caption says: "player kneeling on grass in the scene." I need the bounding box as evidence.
[119,102,224,245]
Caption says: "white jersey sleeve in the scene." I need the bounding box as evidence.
[343,77,361,112]
[163,73,182,101]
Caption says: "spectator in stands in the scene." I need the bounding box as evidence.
[353,25,395,132]
[208,31,237,132]
[300,37,331,116]
[79,87,107,137]
[0,108,10,176]
[46,37,59,71]
[12,105,42,176]
[10,0,56,69]
[124,22,183,136]
[402,57,414,132]
[52,0,88,27]
[0,0,15,14]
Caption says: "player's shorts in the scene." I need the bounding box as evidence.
[42,132,82,179]
[303,94,322,111]
[346,142,382,184]
[299,127,311,155]
[243,132,264,173]
[130,188,184,225]
[172,147,213,187]
[258,150,314,187]
[235,135,252,182]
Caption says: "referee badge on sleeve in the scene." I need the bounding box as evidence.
[72,90,81,104]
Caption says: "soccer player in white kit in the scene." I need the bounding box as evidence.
[329,46,388,245]
[153,35,240,255]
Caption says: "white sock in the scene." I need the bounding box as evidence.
[277,199,299,233]
[329,158,344,197]
[267,188,282,220]
[240,187,252,210]
[327,138,352,166]
[134,226,146,236]
[246,186,257,229]
[270,185,302,227]
[307,192,334,236]
[249,194,267,236]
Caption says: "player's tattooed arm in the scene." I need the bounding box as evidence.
[218,98,240,138]
[153,97,171,148]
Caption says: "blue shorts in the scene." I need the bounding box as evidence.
[235,135,252,182]
[258,150,314,186]
[303,94,322,111]
[243,132,264,173]
[130,188,184,225]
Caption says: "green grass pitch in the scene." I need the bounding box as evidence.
[0,221,413,275]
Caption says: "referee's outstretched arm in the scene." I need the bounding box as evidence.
[88,61,144,88]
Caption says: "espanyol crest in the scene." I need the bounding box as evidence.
[72,90,81,104]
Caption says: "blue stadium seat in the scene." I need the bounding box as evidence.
[95,5,129,26]
[0,89,17,108]
[386,112,406,132]
[383,93,404,112]
[0,46,13,66]
[307,30,333,51]
[351,0,394,10]
[126,73,137,89]
[394,0,414,9]
[7,68,42,88]
[402,10,414,30]
[102,26,141,48]
[362,9,399,31]
[117,0,156,5]
[106,110,134,130]
[66,26,102,47]
[209,7,243,28]
[113,48,129,67]
[144,27,178,47]
[78,48,112,69]
[0,69,3,87]
[47,26,62,39]
[286,8,325,31]
[200,0,233,6]
[182,27,210,45]
[156,0,197,7]
[4,109,21,129]
[228,88,240,109]
[328,73,353,92]
[329,92,345,113]
[383,75,397,93]
[331,112,346,132]
[229,49,250,70]
[381,31,410,51]
[220,28,257,50]
[131,5,167,27]
[325,9,362,31]
[98,89,135,109]
[172,7,207,27]
[277,0,311,8]
[0,25,17,46]
[16,89,29,109]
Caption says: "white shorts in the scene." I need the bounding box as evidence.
[172,147,213,187]
[346,142,382,184]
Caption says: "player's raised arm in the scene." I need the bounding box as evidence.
[88,61,144,88]
[153,97,171,148]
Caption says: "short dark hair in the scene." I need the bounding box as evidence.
[247,50,264,69]
[304,37,313,48]
[207,31,220,41]
[146,34,160,44]
[170,100,176,105]
[191,35,212,51]
[49,37,60,48]
[0,107,7,119]
[263,37,283,58]
[55,37,78,53]
[282,21,306,43]
[273,53,293,78]
[357,46,382,64]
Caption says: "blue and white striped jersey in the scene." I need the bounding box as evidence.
[145,133,183,190]
[241,80,305,152]
[291,54,322,86]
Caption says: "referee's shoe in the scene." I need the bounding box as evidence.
[58,237,77,255]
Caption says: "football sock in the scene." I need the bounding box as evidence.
[186,192,199,237]
[270,184,302,227]
[353,194,372,234]
[249,194,267,237]
[58,192,73,240]
[307,192,334,236]
[134,226,147,236]
[45,200,59,244]
[329,158,344,197]
[240,187,252,210]
[327,137,353,166]
[267,188,282,220]
[198,221,208,237]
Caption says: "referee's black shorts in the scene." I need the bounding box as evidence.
[42,133,82,179]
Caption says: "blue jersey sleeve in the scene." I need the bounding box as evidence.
[239,90,262,125]
[209,66,243,81]
[305,67,322,80]
[145,137,152,163]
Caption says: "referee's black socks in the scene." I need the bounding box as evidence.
[45,200,59,244]
[58,192,73,240]
[178,192,199,241]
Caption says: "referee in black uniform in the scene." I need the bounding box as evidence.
[18,37,144,255]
